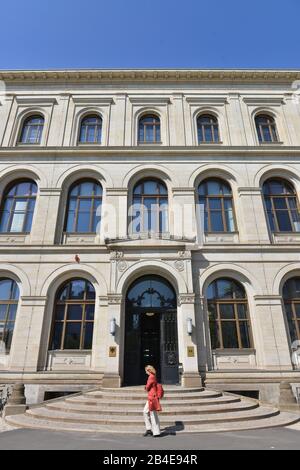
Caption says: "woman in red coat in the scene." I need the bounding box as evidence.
[143,365,162,437]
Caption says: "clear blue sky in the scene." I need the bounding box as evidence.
[1,0,299,70]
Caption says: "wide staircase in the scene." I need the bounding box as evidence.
[5,386,300,434]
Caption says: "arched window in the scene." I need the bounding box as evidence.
[50,279,95,350]
[263,178,300,232]
[283,277,300,344]
[255,114,278,143]
[79,115,102,144]
[138,115,161,143]
[0,180,37,233]
[197,114,219,143]
[131,179,168,234]
[0,278,19,354]
[207,278,252,349]
[65,180,102,233]
[19,115,44,144]
[198,178,236,232]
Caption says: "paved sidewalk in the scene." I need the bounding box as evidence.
[0,426,299,450]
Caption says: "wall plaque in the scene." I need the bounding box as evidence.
[187,346,195,357]
[109,346,117,357]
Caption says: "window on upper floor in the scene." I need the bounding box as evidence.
[198,178,236,232]
[79,115,102,144]
[197,114,219,143]
[0,278,20,354]
[19,115,44,144]
[262,178,300,232]
[138,115,161,144]
[64,180,102,234]
[207,278,253,350]
[0,180,37,233]
[131,179,168,234]
[255,114,279,143]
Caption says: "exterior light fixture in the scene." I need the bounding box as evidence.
[187,318,193,335]
[110,318,116,336]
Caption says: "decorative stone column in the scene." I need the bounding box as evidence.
[254,295,293,370]
[9,296,47,372]
[30,188,62,244]
[102,294,123,388]
[238,187,270,243]
[177,294,202,387]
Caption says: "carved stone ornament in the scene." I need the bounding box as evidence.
[108,294,123,305]
[110,251,124,260]
[174,260,184,272]
[117,260,128,272]
[178,294,195,305]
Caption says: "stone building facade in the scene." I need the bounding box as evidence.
[0,69,300,405]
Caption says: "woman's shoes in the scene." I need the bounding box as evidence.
[143,430,153,437]
[153,434,161,438]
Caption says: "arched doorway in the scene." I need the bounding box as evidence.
[124,275,179,386]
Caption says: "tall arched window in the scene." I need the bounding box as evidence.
[198,178,236,232]
[79,115,102,144]
[0,180,37,233]
[255,114,278,143]
[283,277,300,344]
[197,114,219,143]
[131,179,168,234]
[0,278,19,354]
[19,115,44,144]
[207,278,252,350]
[263,178,300,232]
[138,115,161,143]
[50,279,95,350]
[65,180,102,233]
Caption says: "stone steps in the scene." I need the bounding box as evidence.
[5,386,300,434]
[66,395,241,407]
[45,400,258,416]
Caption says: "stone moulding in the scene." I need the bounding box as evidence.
[0,69,300,84]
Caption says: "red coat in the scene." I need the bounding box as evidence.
[145,373,162,412]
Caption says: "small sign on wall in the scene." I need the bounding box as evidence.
[187,346,195,357]
[109,346,117,357]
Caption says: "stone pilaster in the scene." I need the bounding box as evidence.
[30,188,62,244]
[9,296,47,372]
[238,187,270,243]
[254,295,292,370]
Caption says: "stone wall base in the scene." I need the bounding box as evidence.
[181,372,202,388]
[102,374,121,388]
[3,404,27,418]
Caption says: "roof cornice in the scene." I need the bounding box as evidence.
[0,69,300,83]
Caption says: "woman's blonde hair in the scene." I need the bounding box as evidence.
[145,365,156,375]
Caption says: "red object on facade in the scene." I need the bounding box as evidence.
[145,373,162,412]
[75,254,80,263]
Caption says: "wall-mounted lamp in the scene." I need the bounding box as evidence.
[187,318,193,336]
[110,318,116,336]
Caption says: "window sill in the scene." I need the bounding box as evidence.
[204,232,239,244]
[0,233,30,244]
[62,232,100,245]
[258,141,283,145]
[272,232,300,243]
[77,142,102,146]
[198,141,223,145]
[137,141,163,145]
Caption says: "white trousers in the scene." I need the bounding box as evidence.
[143,401,161,436]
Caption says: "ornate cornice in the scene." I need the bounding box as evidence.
[0,69,300,84]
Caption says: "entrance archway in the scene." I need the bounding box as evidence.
[124,275,179,386]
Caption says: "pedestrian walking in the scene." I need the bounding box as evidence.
[143,365,162,437]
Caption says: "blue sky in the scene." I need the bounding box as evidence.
[0,0,299,70]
